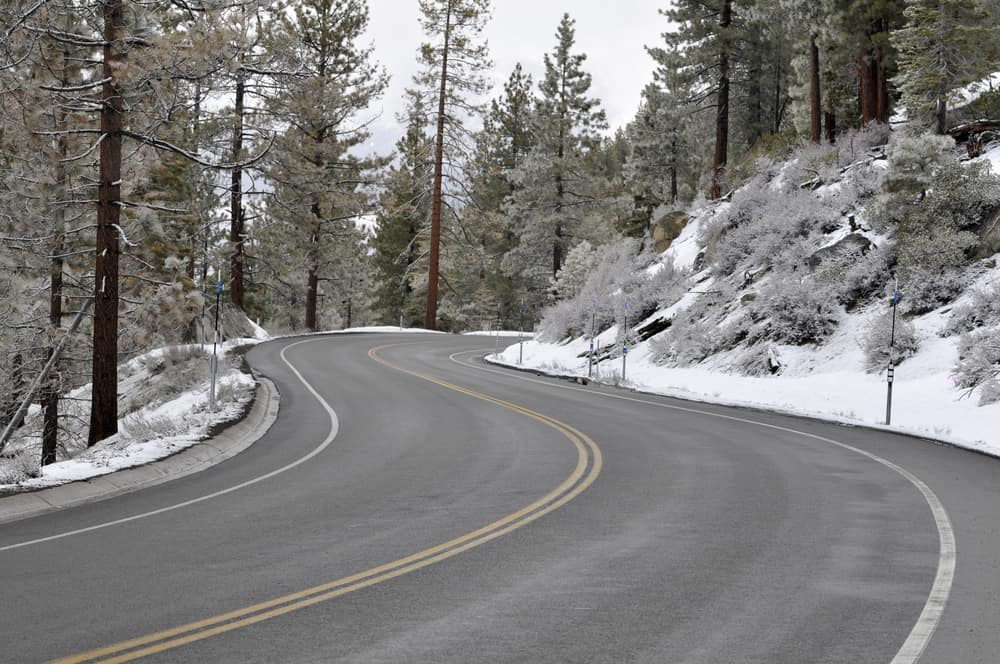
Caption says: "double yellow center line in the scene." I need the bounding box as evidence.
[51,342,602,663]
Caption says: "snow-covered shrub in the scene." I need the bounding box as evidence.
[945,282,1000,335]
[649,310,720,366]
[550,240,598,299]
[707,170,845,279]
[125,282,204,354]
[732,344,781,376]
[536,299,579,342]
[785,140,840,186]
[860,310,919,372]
[869,136,1000,314]
[953,329,1000,404]
[537,239,688,342]
[650,285,748,367]
[896,226,978,313]
[750,273,839,344]
[818,243,894,309]
[120,413,182,443]
[867,132,955,233]
[0,448,40,484]
[834,124,892,167]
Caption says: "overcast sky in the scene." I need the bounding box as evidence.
[360,1,671,156]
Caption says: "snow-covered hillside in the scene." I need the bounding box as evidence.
[495,139,1000,458]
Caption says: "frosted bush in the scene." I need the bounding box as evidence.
[537,299,579,342]
[538,239,689,342]
[0,449,40,484]
[945,282,1000,335]
[550,240,598,299]
[649,311,719,366]
[839,244,893,308]
[120,413,182,443]
[953,329,1000,404]
[650,290,748,367]
[897,228,978,313]
[834,125,892,166]
[710,176,843,277]
[860,310,918,372]
[750,273,839,344]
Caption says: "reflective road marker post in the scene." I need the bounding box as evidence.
[210,273,222,412]
[622,298,628,383]
[519,299,525,365]
[885,282,899,426]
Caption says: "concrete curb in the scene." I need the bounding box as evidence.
[0,374,280,526]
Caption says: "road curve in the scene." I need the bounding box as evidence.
[1,332,998,663]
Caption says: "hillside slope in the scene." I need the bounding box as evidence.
[496,136,1000,457]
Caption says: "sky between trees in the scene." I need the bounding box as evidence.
[362,0,664,155]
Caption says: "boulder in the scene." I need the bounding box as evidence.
[807,233,873,270]
[651,211,689,254]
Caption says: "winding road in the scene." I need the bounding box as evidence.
[2,333,999,663]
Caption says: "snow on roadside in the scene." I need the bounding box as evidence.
[0,339,261,491]
[494,259,1000,460]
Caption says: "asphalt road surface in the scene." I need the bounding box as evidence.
[2,333,999,663]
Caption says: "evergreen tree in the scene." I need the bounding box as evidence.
[263,0,387,332]
[371,93,433,326]
[663,0,740,199]
[415,0,492,330]
[502,13,616,309]
[892,0,990,133]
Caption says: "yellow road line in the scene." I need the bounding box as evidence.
[51,341,602,664]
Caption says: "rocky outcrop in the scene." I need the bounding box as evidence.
[651,211,689,254]
[807,233,873,270]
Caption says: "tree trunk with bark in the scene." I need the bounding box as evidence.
[305,203,321,332]
[809,35,822,142]
[88,0,126,446]
[230,66,246,309]
[42,138,67,465]
[424,1,453,331]
[709,0,731,200]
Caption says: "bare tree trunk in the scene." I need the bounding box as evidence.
[809,35,822,143]
[230,65,246,309]
[88,0,125,447]
[42,137,68,465]
[709,0,731,200]
[425,0,453,331]
[670,131,678,203]
[936,96,947,135]
[859,49,874,126]
[824,109,836,143]
[305,208,320,332]
[553,126,566,277]
[875,45,889,124]
[42,33,72,465]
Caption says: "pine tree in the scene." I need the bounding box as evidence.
[415,0,492,330]
[502,13,611,305]
[263,0,387,332]
[663,0,740,199]
[371,92,434,326]
[892,0,990,134]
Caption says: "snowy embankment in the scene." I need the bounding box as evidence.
[495,142,1000,459]
[0,338,264,491]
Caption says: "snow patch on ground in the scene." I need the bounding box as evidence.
[0,338,261,491]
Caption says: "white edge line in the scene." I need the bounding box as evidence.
[0,338,339,553]
[449,349,955,664]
